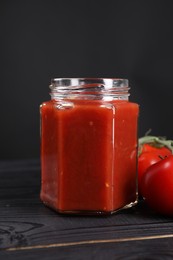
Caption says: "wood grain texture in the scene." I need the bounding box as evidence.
[0,160,173,259]
[1,238,173,260]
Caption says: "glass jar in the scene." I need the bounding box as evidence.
[40,78,139,215]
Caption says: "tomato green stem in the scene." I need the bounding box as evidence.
[158,155,167,160]
[138,135,173,155]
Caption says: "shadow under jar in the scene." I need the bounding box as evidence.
[40,78,139,215]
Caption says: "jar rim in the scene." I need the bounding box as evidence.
[50,78,128,89]
[50,78,130,101]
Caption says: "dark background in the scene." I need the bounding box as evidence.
[1,0,173,159]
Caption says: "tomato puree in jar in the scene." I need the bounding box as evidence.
[40,78,139,215]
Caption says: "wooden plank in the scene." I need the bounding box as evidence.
[0,200,173,249]
[1,237,173,260]
[0,160,173,259]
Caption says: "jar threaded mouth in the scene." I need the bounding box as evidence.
[50,78,130,100]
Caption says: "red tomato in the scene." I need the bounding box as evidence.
[141,144,172,156]
[138,144,172,196]
[138,152,161,196]
[141,155,173,216]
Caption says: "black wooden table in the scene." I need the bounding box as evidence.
[0,159,173,259]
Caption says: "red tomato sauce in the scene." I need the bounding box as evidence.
[40,99,139,214]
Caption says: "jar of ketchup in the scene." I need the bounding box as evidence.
[40,78,139,215]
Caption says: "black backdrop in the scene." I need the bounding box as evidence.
[1,0,173,159]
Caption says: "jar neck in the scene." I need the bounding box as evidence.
[50,78,130,101]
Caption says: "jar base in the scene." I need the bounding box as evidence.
[42,199,138,216]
